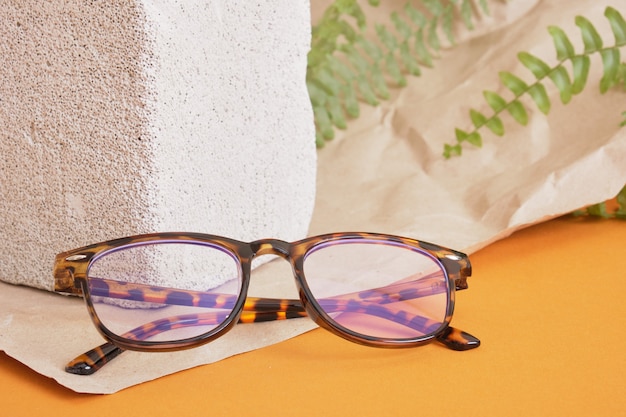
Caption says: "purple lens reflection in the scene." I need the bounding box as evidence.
[303,240,450,339]
[87,241,242,343]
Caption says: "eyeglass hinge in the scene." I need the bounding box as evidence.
[54,268,81,294]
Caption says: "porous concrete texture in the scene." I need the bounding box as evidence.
[0,1,316,290]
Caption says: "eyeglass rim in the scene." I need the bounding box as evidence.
[53,231,471,352]
[296,237,456,347]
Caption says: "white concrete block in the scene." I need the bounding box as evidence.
[0,0,317,290]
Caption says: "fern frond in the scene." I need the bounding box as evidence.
[309,0,492,145]
[615,62,626,90]
[617,184,626,219]
[574,184,626,219]
[444,6,626,158]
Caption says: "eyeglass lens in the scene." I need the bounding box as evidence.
[303,240,450,339]
[87,241,243,343]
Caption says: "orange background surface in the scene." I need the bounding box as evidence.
[1,216,625,416]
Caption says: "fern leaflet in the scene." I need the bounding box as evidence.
[573,184,626,219]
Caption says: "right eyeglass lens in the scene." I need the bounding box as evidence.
[302,240,451,340]
[86,241,243,344]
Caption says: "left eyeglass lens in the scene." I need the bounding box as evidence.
[86,241,242,343]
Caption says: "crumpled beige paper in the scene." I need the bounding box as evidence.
[1,0,626,394]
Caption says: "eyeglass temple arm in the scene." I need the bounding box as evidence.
[66,275,477,375]
[63,297,309,376]
[66,325,476,377]
[66,326,479,377]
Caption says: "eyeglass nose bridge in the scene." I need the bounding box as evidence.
[249,238,293,259]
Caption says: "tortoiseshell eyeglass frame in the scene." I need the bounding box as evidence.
[54,232,480,375]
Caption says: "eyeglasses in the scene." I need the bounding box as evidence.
[53,232,479,375]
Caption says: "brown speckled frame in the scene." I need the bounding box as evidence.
[54,232,480,375]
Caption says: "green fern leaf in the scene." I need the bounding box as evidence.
[404,3,428,28]
[461,0,475,30]
[326,55,354,82]
[315,67,344,95]
[470,109,488,128]
[376,24,399,51]
[478,0,490,15]
[414,29,434,66]
[442,5,456,44]
[423,0,445,17]
[508,100,529,125]
[527,84,551,115]
[548,26,575,60]
[334,0,367,29]
[456,128,482,146]
[428,17,441,51]
[579,185,626,219]
[341,42,387,100]
[340,43,368,75]
[327,95,347,129]
[444,143,463,158]
[356,37,384,61]
[499,71,528,96]
[485,116,505,136]
[585,202,611,218]
[307,81,327,107]
[571,55,591,94]
[483,91,507,112]
[518,52,551,78]
[576,15,603,52]
[313,105,335,140]
[400,41,422,76]
[599,47,621,93]
[356,75,379,106]
[616,63,626,90]
[616,184,626,218]
[391,11,412,39]
[548,66,573,104]
[370,63,390,100]
[455,127,469,141]
[343,86,360,118]
[605,7,626,46]
[467,132,483,146]
[315,130,325,147]
[385,52,407,86]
